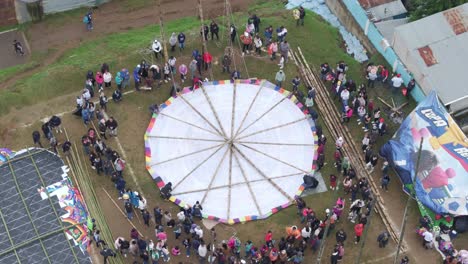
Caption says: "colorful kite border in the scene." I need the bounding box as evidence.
[144,79,318,224]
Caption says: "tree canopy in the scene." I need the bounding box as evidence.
[408,0,468,21]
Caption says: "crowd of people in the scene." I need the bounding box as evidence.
[26,5,468,264]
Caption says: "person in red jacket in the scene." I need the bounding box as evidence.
[240,31,252,54]
[354,223,364,244]
[203,51,212,71]
[265,230,273,248]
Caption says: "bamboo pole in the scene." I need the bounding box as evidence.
[101,188,144,238]
[172,143,227,190]
[393,138,424,264]
[7,161,52,264]
[27,148,80,264]
[291,47,405,249]
[0,208,22,262]
[200,147,230,204]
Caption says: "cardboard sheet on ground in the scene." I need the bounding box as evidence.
[380,91,468,216]
[145,79,318,223]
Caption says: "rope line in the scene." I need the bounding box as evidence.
[158,112,222,137]
[237,141,314,146]
[150,143,225,167]
[198,0,214,80]
[226,0,250,78]
[236,116,308,141]
[238,143,309,173]
[171,172,302,195]
[147,135,225,142]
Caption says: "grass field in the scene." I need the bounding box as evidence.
[3,0,466,262]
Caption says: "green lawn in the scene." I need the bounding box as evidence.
[0,0,444,262]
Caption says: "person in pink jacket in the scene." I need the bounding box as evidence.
[179,64,188,83]
[96,72,104,91]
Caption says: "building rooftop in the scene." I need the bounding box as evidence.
[392,3,468,113]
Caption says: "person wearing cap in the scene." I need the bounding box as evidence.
[152,39,162,59]
[391,73,404,94]
[275,69,286,87]
[378,118,386,136]
[240,31,252,55]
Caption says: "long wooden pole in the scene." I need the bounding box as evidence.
[393,138,424,264]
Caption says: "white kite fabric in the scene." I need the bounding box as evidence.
[145,79,317,223]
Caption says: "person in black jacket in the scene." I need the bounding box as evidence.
[298,6,305,26]
[32,131,43,148]
[230,24,237,44]
[200,24,209,41]
[210,21,219,40]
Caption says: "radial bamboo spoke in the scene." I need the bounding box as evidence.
[232,144,293,201]
[227,146,233,219]
[172,144,226,190]
[232,149,263,216]
[172,172,303,195]
[150,143,225,167]
[232,80,264,138]
[158,112,223,138]
[200,85,228,137]
[178,93,226,138]
[237,141,314,146]
[200,147,230,204]
[236,116,308,141]
[237,143,309,173]
[235,96,288,138]
[230,82,238,139]
[148,135,225,143]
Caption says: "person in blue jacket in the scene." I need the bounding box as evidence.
[133,65,141,91]
[178,32,186,51]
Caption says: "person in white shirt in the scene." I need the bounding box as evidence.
[340,88,350,106]
[422,230,433,249]
[103,71,112,88]
[391,73,404,94]
[152,39,162,59]
[301,226,311,242]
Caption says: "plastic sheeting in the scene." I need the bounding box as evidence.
[145,79,318,223]
[380,91,468,216]
[286,0,369,62]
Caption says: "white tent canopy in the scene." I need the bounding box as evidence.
[145,80,316,223]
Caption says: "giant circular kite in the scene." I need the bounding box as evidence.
[145,79,317,223]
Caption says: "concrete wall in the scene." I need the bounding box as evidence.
[0,0,18,27]
[325,0,377,55]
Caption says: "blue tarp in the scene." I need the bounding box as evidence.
[286,0,369,62]
[380,91,468,216]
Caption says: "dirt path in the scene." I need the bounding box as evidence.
[2,0,253,89]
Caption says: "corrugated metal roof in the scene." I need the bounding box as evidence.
[375,17,408,41]
[368,0,407,20]
[392,3,468,112]
[443,8,468,35]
